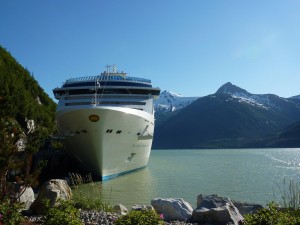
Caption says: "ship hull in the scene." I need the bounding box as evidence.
[56,106,154,180]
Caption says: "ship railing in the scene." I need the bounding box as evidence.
[65,75,151,84]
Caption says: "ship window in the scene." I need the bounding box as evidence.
[82,130,87,134]
[137,132,140,135]
[69,89,93,95]
[98,101,146,105]
[106,129,113,133]
[65,102,91,106]
[116,130,122,134]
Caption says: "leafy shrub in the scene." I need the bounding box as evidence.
[244,202,300,225]
[0,197,23,225]
[42,200,83,225]
[114,210,165,225]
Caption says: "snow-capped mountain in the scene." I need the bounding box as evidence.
[216,82,299,110]
[154,90,199,113]
[153,82,300,149]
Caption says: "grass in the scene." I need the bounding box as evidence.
[276,177,300,210]
[67,173,113,212]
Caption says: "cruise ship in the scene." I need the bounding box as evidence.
[53,65,160,180]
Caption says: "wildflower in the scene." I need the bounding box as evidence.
[159,213,164,220]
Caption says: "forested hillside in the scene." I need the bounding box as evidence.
[0,45,57,185]
[0,45,56,135]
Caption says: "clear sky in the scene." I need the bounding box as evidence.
[1,0,300,99]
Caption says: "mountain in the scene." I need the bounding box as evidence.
[290,95,300,100]
[153,82,300,149]
[154,90,198,125]
[249,120,300,148]
[217,82,300,111]
[155,90,199,112]
[266,121,300,147]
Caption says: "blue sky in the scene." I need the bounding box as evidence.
[1,0,300,99]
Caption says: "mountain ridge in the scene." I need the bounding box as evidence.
[153,82,300,149]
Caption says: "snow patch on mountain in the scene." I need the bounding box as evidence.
[154,90,199,112]
[217,82,283,110]
[230,94,270,110]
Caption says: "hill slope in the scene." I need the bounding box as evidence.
[260,121,300,148]
[0,45,56,148]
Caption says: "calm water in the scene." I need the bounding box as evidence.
[79,148,300,208]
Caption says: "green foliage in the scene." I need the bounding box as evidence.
[0,197,24,225]
[114,210,165,225]
[0,45,57,223]
[243,202,300,225]
[0,117,45,201]
[42,200,83,225]
[0,45,56,135]
[0,45,56,185]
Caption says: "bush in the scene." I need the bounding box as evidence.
[114,210,165,225]
[42,200,83,225]
[243,202,300,225]
[0,197,23,225]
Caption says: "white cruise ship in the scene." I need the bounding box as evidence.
[53,65,160,180]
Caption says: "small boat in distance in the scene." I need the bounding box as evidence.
[53,65,160,180]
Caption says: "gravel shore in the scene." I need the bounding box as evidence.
[26,210,196,225]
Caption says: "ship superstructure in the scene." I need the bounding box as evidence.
[53,65,160,180]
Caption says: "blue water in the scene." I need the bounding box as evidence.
[79,148,300,208]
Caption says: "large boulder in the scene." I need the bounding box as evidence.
[151,198,193,222]
[132,204,154,211]
[113,204,128,215]
[18,186,35,210]
[231,200,263,215]
[30,179,72,215]
[193,194,244,225]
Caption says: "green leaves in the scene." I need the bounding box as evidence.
[114,210,165,225]
[244,202,300,225]
[0,197,24,225]
[42,200,83,225]
[0,45,57,216]
[0,45,56,134]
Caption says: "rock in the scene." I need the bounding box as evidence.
[132,204,154,211]
[197,194,231,208]
[113,204,128,215]
[151,198,193,222]
[26,118,35,134]
[30,179,72,214]
[17,186,35,210]
[231,200,263,215]
[193,194,244,225]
